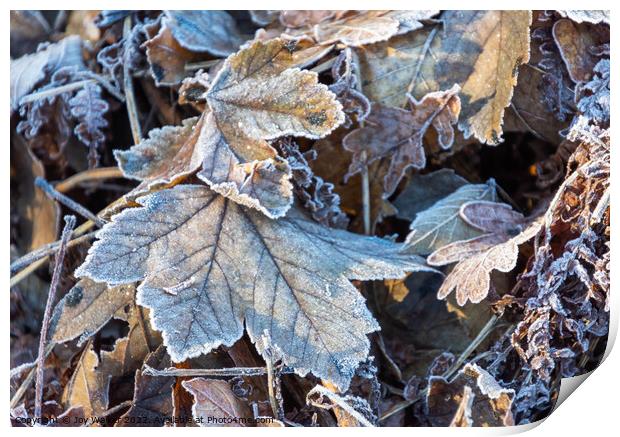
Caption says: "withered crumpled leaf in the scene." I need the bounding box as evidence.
[404,181,497,256]
[163,10,244,57]
[182,378,252,427]
[76,185,433,390]
[427,201,542,306]
[358,11,531,144]
[426,363,515,427]
[10,35,84,111]
[343,85,461,195]
[50,278,136,345]
[198,38,345,218]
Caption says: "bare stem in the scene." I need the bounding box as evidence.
[123,16,143,145]
[36,177,106,227]
[34,216,76,420]
[55,167,124,193]
[143,365,294,378]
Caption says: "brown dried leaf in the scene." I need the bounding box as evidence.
[182,378,253,427]
[200,38,344,217]
[358,11,531,144]
[143,20,203,86]
[552,18,609,83]
[61,341,110,417]
[118,345,174,427]
[314,13,400,47]
[50,278,136,345]
[76,185,432,390]
[459,200,526,234]
[427,363,515,427]
[280,10,338,28]
[343,85,461,195]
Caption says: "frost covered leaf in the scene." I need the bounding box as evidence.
[405,181,497,255]
[428,205,542,306]
[427,363,515,427]
[114,116,203,185]
[182,378,252,427]
[200,38,345,218]
[163,10,244,57]
[280,10,337,28]
[343,85,460,195]
[118,345,174,427]
[10,35,84,111]
[358,11,531,144]
[50,278,135,345]
[68,83,109,166]
[61,341,110,417]
[557,10,610,24]
[76,185,432,389]
[206,38,344,141]
[311,11,438,47]
[578,59,610,126]
[394,169,468,221]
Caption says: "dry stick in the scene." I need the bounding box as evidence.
[10,344,54,409]
[34,215,76,421]
[379,314,500,422]
[19,74,124,106]
[184,59,221,71]
[123,16,143,145]
[10,231,97,274]
[142,365,295,378]
[35,177,106,227]
[54,167,124,193]
[310,56,337,74]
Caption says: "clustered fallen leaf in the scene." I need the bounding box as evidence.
[10,9,610,427]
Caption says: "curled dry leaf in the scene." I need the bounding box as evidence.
[343,84,461,195]
[182,378,252,427]
[405,181,497,256]
[358,11,531,144]
[76,185,433,390]
[199,38,345,218]
[427,363,515,427]
[428,202,542,306]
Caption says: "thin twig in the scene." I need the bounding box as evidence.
[34,216,76,421]
[361,161,371,235]
[143,365,295,378]
[36,177,106,227]
[10,231,97,274]
[123,16,143,145]
[19,80,95,105]
[54,167,124,193]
